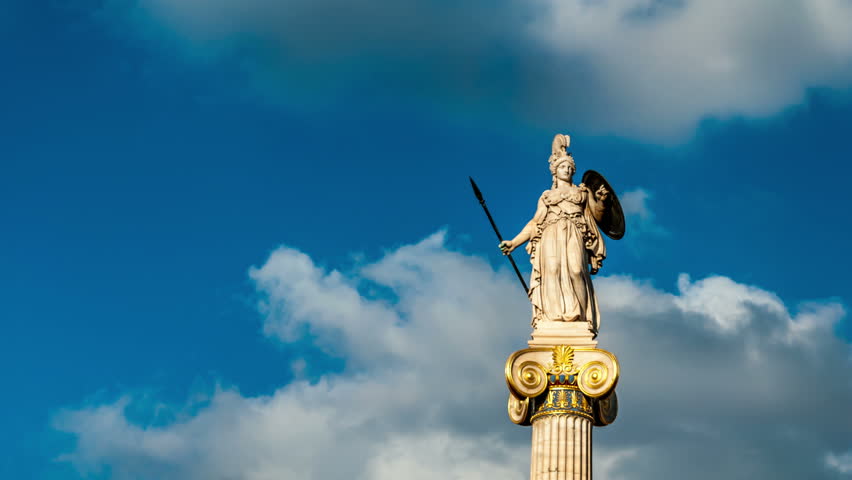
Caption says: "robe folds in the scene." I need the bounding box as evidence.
[525,186,606,330]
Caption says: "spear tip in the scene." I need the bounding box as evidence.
[469,176,484,202]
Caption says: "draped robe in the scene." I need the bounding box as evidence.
[525,185,606,330]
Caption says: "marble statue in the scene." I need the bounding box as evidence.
[499,134,624,334]
[486,134,625,479]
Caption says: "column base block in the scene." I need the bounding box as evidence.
[528,321,597,348]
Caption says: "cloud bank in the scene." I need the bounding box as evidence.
[96,0,852,140]
[56,231,852,479]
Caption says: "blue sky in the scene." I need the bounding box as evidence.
[3,1,852,479]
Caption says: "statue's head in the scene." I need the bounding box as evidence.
[549,133,575,182]
[549,153,575,180]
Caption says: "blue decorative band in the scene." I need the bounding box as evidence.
[531,385,594,422]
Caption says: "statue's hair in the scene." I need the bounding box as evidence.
[549,152,575,189]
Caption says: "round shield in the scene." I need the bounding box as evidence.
[581,170,625,240]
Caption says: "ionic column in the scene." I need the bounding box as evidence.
[506,345,619,480]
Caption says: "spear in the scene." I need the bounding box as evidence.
[469,177,529,295]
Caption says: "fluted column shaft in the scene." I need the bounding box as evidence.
[529,384,593,480]
[530,414,591,480]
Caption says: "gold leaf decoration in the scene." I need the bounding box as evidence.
[547,345,577,375]
[507,393,530,425]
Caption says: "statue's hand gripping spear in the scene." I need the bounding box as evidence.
[469,177,530,296]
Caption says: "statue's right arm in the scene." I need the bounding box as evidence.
[500,197,546,254]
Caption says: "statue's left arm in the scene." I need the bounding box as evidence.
[587,184,609,222]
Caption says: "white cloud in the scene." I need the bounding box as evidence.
[532,0,852,139]
[94,0,852,141]
[364,432,529,480]
[248,245,413,365]
[56,231,851,479]
[595,447,641,480]
[827,450,852,474]
[620,188,669,243]
[621,188,652,221]
[673,273,787,332]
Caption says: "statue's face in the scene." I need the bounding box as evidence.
[556,161,574,182]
